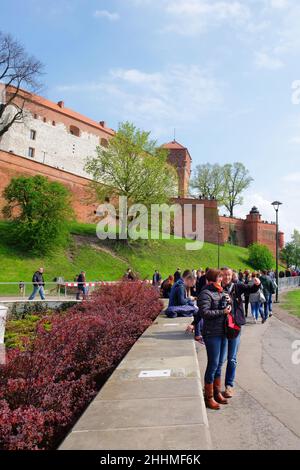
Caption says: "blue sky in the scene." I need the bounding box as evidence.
[2,0,300,239]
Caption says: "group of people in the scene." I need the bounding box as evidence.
[157,267,277,324]
[155,266,278,410]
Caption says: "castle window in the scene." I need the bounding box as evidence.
[34,114,38,119]
[43,117,47,123]
[100,138,108,147]
[52,121,56,126]
[30,129,36,140]
[70,125,80,137]
[28,147,35,158]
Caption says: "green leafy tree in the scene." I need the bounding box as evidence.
[85,122,178,206]
[280,230,300,267]
[2,175,74,254]
[190,163,224,199]
[248,243,274,271]
[222,163,253,217]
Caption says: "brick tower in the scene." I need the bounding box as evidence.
[162,140,192,198]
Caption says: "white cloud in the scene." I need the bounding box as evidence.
[254,51,284,69]
[163,0,251,35]
[94,10,120,21]
[283,172,300,182]
[56,65,223,137]
[269,0,289,9]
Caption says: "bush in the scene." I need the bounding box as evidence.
[2,175,74,254]
[248,243,275,271]
[0,282,162,450]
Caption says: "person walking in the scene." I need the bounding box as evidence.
[76,271,87,300]
[152,270,162,287]
[249,272,265,323]
[197,269,231,410]
[259,270,275,323]
[28,268,46,300]
[243,270,250,317]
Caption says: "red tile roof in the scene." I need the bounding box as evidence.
[6,86,115,136]
[162,140,192,160]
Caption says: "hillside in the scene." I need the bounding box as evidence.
[0,221,272,295]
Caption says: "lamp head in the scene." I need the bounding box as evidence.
[271,201,282,211]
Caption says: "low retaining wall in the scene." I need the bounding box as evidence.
[60,314,211,451]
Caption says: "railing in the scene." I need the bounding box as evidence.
[278,276,300,290]
[0,277,298,299]
[0,281,116,300]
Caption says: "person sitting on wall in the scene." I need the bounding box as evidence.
[174,268,182,283]
[165,270,199,318]
[160,275,174,299]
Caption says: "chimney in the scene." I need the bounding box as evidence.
[99,121,106,127]
[57,101,64,108]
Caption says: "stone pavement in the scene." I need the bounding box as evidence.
[60,314,211,450]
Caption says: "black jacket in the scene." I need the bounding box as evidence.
[196,275,207,296]
[197,284,226,338]
[32,271,44,286]
[259,275,275,297]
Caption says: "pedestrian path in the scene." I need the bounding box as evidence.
[60,313,211,450]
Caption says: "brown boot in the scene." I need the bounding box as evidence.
[213,378,228,404]
[204,383,220,410]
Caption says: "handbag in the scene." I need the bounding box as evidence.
[225,312,241,339]
[259,289,266,303]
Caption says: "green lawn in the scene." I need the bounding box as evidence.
[282,290,300,318]
[0,220,279,295]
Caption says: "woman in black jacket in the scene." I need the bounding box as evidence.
[197,269,231,410]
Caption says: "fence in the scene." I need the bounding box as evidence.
[278,276,300,290]
[0,277,298,300]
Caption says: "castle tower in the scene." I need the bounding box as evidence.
[162,140,192,198]
[245,206,261,246]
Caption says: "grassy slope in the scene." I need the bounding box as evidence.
[282,290,300,318]
[0,221,279,293]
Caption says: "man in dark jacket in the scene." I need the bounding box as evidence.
[28,267,46,300]
[220,267,261,398]
[173,268,182,283]
[260,270,275,322]
[76,271,87,300]
[152,270,162,287]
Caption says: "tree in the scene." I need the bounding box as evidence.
[190,163,224,199]
[280,230,300,267]
[2,175,74,254]
[248,243,274,271]
[0,31,43,138]
[222,163,253,217]
[85,121,178,206]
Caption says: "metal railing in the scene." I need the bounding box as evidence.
[278,276,300,291]
[0,281,115,300]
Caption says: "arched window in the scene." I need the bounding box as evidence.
[100,138,108,147]
[70,125,80,137]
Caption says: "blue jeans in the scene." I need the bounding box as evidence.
[263,301,269,320]
[251,302,262,320]
[268,293,273,313]
[225,332,241,387]
[204,335,228,384]
[194,318,203,337]
[28,285,45,300]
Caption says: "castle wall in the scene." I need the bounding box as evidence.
[0,150,98,222]
[0,98,112,179]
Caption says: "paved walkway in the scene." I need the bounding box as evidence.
[197,310,300,450]
[60,314,211,450]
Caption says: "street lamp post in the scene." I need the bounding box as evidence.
[271,201,283,303]
[218,227,224,269]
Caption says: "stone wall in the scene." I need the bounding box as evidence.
[0,150,98,222]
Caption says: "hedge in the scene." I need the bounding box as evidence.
[0,281,162,450]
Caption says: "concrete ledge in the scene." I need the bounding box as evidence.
[60,315,211,450]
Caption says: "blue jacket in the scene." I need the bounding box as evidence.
[168,279,194,307]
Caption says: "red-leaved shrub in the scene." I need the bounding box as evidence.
[0,282,162,450]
